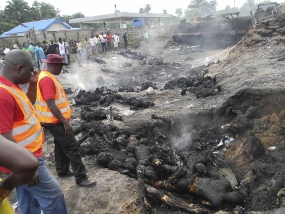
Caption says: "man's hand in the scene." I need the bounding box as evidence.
[27,171,39,187]
[0,184,12,200]
[63,121,73,137]
[29,70,39,85]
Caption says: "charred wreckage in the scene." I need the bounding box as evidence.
[59,64,257,214]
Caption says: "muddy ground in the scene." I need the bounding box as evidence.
[4,15,285,214]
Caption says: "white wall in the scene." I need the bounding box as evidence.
[46,23,69,32]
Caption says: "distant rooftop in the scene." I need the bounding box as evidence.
[1,18,72,37]
[69,12,171,24]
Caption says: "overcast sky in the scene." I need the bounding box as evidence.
[0,0,284,16]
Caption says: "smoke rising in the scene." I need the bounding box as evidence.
[170,126,192,151]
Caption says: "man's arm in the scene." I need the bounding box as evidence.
[26,70,39,104]
[0,135,38,199]
[46,99,73,137]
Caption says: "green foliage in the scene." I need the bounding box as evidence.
[175,8,183,18]
[5,0,30,23]
[139,4,151,13]
[0,0,88,34]
[0,22,17,35]
[30,1,57,21]
[188,0,217,15]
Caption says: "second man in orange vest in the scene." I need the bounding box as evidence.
[35,54,96,187]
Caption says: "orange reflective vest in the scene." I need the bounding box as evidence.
[0,83,43,152]
[35,71,72,124]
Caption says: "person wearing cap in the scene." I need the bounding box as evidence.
[35,54,96,187]
[0,49,68,213]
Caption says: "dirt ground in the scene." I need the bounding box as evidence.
[45,29,285,213]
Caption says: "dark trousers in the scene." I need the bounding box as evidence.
[124,40,127,50]
[67,54,70,65]
[44,122,87,183]
[106,42,111,51]
[101,42,106,52]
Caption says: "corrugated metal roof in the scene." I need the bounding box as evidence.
[1,18,72,36]
[69,12,171,24]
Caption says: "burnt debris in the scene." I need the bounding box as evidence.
[164,74,221,99]
[75,87,154,109]
[73,107,254,213]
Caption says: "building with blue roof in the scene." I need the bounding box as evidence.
[1,18,72,38]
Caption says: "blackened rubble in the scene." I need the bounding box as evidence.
[163,41,180,49]
[94,58,106,64]
[119,50,148,60]
[73,107,254,213]
[75,87,154,109]
[163,69,221,99]
[101,66,117,74]
[118,80,157,93]
[119,50,164,67]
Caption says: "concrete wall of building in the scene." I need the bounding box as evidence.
[46,23,69,32]
[0,26,172,48]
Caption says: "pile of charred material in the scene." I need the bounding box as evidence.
[163,41,180,49]
[118,81,157,93]
[75,87,154,110]
[74,107,249,213]
[119,50,164,67]
[119,50,148,61]
[163,65,222,98]
[72,84,285,213]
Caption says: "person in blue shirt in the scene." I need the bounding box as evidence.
[29,42,38,70]
[35,42,46,71]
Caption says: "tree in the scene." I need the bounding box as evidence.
[188,0,206,9]
[0,10,17,34]
[58,14,70,23]
[5,0,30,23]
[70,12,84,19]
[163,9,167,14]
[175,8,182,18]
[139,4,151,13]
[186,0,217,17]
[144,4,151,13]
[30,1,57,21]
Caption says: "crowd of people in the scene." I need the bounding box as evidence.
[1,31,129,69]
[86,31,128,57]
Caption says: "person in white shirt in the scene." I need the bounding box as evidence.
[3,47,10,55]
[93,36,99,54]
[117,34,120,49]
[101,33,107,52]
[90,36,95,55]
[112,33,119,51]
[12,43,19,49]
[63,39,70,64]
[58,38,67,63]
